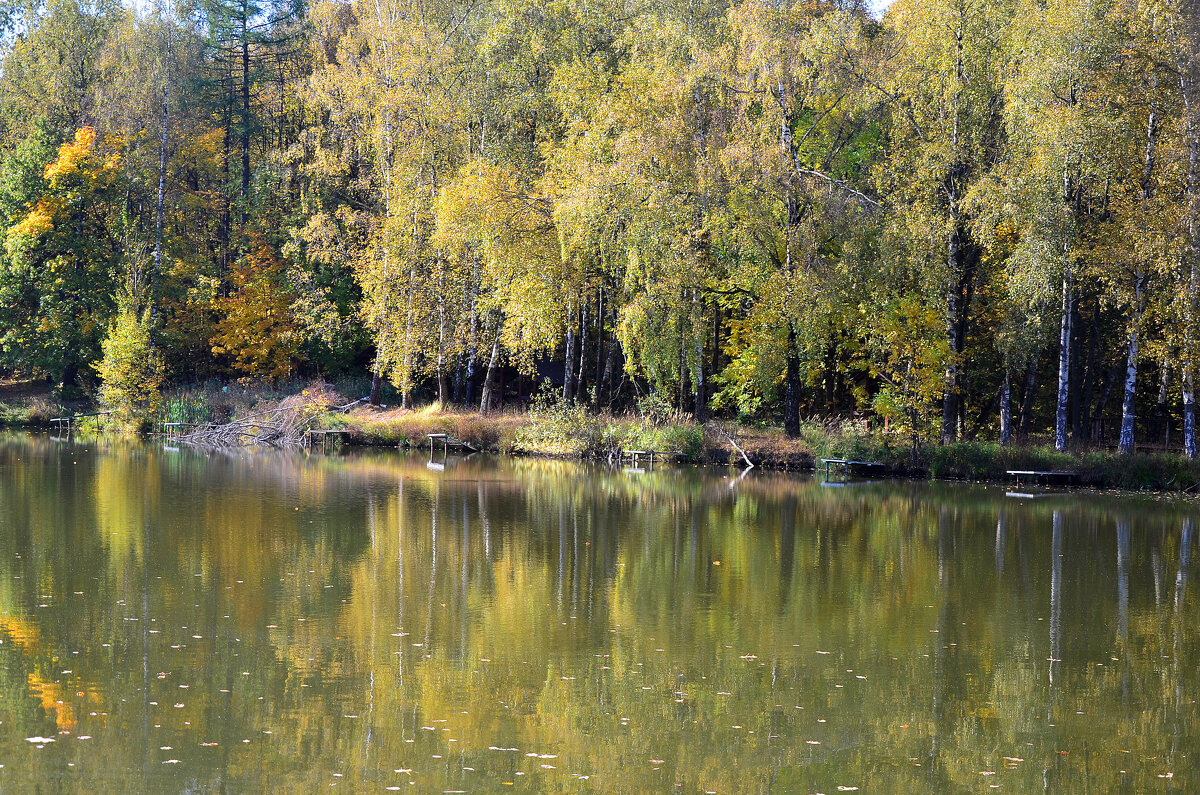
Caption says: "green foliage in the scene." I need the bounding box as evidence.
[517,392,702,460]
[94,308,165,431]
[0,0,1193,456]
[860,297,950,447]
[161,393,211,425]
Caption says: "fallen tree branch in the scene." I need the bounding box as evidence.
[715,425,755,469]
[177,393,332,448]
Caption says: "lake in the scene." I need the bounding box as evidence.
[0,432,1195,791]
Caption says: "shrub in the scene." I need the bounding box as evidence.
[94,309,165,432]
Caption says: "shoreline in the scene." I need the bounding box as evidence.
[322,407,1200,494]
[8,386,1199,494]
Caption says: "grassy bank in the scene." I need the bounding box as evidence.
[327,406,1200,492]
[323,404,531,452]
[0,378,69,426]
[10,374,1199,493]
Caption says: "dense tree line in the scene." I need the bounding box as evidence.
[0,0,1197,451]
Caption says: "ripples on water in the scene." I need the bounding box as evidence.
[0,433,1195,791]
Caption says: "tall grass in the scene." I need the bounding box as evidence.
[513,399,703,460]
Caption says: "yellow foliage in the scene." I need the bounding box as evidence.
[8,200,57,242]
[211,240,300,379]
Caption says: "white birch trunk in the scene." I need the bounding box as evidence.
[562,298,576,403]
[152,44,168,322]
[479,327,501,414]
[999,373,1011,445]
[1118,274,1144,454]
[1182,67,1199,457]
[1186,362,1197,459]
[1055,271,1072,451]
[1122,93,1157,454]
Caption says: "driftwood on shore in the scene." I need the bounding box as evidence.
[715,426,755,469]
[174,395,367,448]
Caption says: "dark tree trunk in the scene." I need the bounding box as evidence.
[562,300,576,404]
[710,302,722,385]
[1068,300,1085,438]
[1094,359,1122,442]
[1019,354,1039,438]
[575,299,588,404]
[600,303,620,409]
[594,287,604,392]
[453,353,465,404]
[941,260,960,445]
[61,363,78,390]
[240,4,250,227]
[462,260,479,405]
[693,289,705,422]
[369,366,382,406]
[784,325,801,438]
[1078,309,1099,440]
[219,90,232,293]
[480,330,501,414]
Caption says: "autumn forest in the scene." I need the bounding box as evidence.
[0,0,1198,452]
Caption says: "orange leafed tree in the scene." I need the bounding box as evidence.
[211,240,300,379]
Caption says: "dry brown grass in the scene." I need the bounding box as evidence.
[704,423,814,468]
[335,404,531,451]
[0,378,67,425]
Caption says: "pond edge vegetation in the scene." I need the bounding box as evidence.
[8,379,1198,494]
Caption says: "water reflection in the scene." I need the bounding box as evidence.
[0,433,1195,790]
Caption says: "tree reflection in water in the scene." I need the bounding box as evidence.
[0,433,1194,790]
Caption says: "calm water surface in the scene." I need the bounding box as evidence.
[0,433,1196,791]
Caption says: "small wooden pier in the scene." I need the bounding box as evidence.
[621,449,683,470]
[428,433,478,454]
[1006,469,1077,486]
[50,411,111,437]
[162,421,203,440]
[821,458,886,479]
[306,428,352,452]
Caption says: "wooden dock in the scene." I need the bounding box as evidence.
[50,411,111,437]
[428,433,478,454]
[162,421,203,440]
[621,449,683,470]
[820,458,887,479]
[306,428,352,452]
[1006,469,1077,486]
